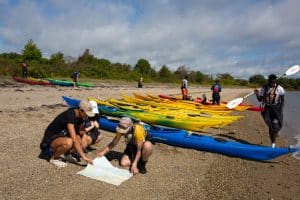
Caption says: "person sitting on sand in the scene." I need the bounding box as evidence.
[201,94,209,105]
[80,101,102,152]
[39,100,95,167]
[97,117,153,175]
[254,74,285,148]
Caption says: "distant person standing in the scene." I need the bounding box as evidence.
[181,75,188,100]
[21,60,28,78]
[254,74,285,148]
[211,80,222,105]
[71,71,80,87]
[138,77,143,88]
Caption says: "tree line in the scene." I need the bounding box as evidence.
[0,39,299,90]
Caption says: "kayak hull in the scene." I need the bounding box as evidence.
[62,96,299,161]
[99,116,298,161]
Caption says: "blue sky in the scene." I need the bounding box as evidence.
[0,0,299,79]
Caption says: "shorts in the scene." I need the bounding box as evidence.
[123,135,153,161]
[262,104,283,132]
[87,128,101,144]
[181,88,188,96]
[40,130,68,151]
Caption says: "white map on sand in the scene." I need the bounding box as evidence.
[77,157,133,186]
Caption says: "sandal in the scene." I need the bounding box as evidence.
[49,159,67,168]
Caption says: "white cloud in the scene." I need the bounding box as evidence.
[0,0,299,78]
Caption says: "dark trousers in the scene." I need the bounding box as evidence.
[22,67,27,78]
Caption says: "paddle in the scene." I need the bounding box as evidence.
[226,65,300,109]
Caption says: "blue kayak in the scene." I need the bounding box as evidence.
[62,95,299,161]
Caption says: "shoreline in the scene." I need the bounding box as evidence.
[0,78,299,200]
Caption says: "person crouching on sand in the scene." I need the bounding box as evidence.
[97,117,153,175]
[80,101,102,153]
[39,100,95,167]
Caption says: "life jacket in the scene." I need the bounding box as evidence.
[263,84,280,105]
[213,84,219,93]
[124,124,147,145]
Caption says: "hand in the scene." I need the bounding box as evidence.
[131,165,139,175]
[254,89,259,95]
[83,155,93,165]
[97,151,105,157]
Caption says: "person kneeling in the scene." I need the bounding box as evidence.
[97,117,153,175]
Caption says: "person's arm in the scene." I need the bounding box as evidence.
[131,141,143,175]
[97,133,122,157]
[93,120,99,129]
[254,88,263,102]
[67,123,93,164]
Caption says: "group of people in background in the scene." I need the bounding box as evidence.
[181,75,222,105]
[39,100,153,175]
[20,60,81,88]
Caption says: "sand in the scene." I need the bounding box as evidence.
[0,78,299,200]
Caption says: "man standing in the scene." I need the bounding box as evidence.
[138,77,143,88]
[211,80,222,105]
[71,71,80,87]
[254,74,285,148]
[181,75,188,100]
[21,60,28,78]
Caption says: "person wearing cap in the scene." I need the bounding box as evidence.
[80,101,102,152]
[39,100,95,167]
[254,74,285,148]
[97,117,153,175]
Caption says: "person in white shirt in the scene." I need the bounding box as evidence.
[254,74,285,148]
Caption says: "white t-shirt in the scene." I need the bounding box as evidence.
[182,79,188,89]
[258,84,285,105]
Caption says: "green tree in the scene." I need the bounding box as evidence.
[22,39,42,61]
[158,65,171,78]
[174,65,188,79]
[78,49,96,64]
[217,73,235,85]
[134,58,152,76]
[49,51,65,65]
[249,74,266,86]
[194,71,205,83]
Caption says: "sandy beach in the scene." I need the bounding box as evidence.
[0,78,299,200]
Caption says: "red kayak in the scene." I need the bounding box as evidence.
[12,76,52,86]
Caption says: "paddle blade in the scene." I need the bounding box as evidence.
[227,97,244,109]
[285,65,300,76]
